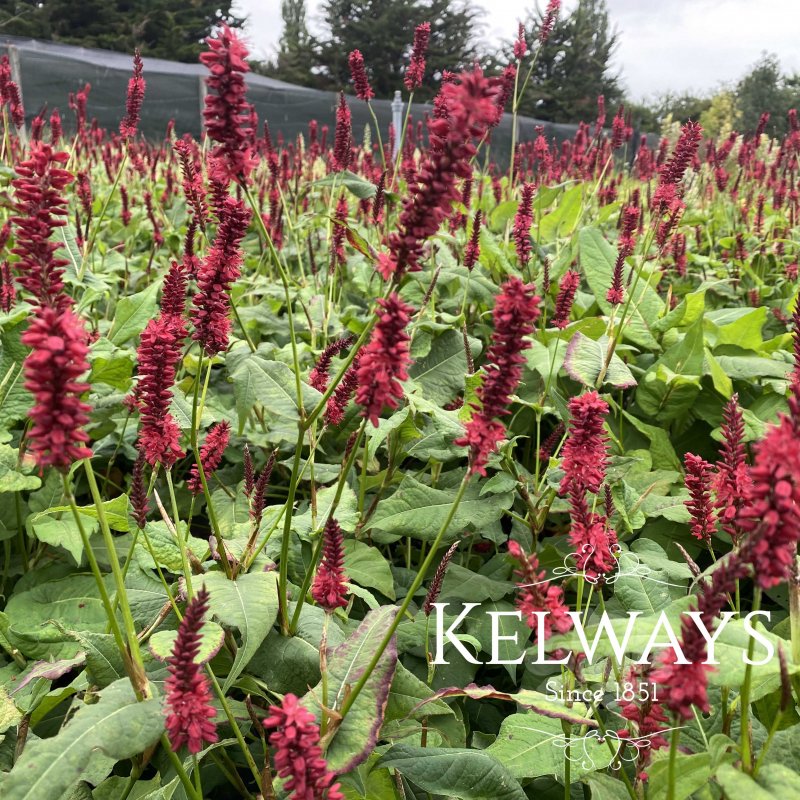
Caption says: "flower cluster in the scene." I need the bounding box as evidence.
[404,22,431,91]
[355,294,413,425]
[551,269,580,328]
[165,586,218,754]
[11,142,74,310]
[263,694,343,800]
[348,50,374,101]
[380,68,502,279]
[311,517,349,612]
[513,183,535,266]
[607,205,639,305]
[684,453,715,543]
[192,197,251,356]
[507,540,572,641]
[188,421,231,495]
[119,49,145,139]
[456,278,540,475]
[200,24,257,184]
[559,391,609,495]
[21,307,92,469]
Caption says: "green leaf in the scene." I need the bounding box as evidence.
[149,621,225,664]
[343,539,396,600]
[485,712,614,781]
[583,773,632,800]
[613,551,675,614]
[376,744,527,800]
[636,317,704,420]
[1,679,164,800]
[716,763,800,798]
[647,753,711,800]
[369,475,512,543]
[539,184,583,242]
[313,169,376,199]
[580,226,663,349]
[0,444,40,493]
[0,684,21,735]
[563,332,637,389]
[228,352,322,431]
[409,329,478,405]
[108,281,161,346]
[306,605,399,774]
[204,571,279,692]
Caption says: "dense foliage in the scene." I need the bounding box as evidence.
[1,14,800,800]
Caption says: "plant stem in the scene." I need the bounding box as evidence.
[740,588,762,773]
[338,475,471,721]
[666,725,681,800]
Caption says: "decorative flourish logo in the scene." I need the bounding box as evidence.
[518,544,686,588]
[543,727,688,770]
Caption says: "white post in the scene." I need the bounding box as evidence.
[391,90,403,158]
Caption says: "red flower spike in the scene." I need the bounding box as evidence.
[331,93,352,172]
[312,517,349,612]
[188,421,231,495]
[380,68,502,280]
[165,586,218,754]
[559,391,609,495]
[192,197,251,356]
[551,269,580,329]
[120,49,145,139]
[135,315,186,468]
[455,278,540,475]
[130,452,149,529]
[263,694,343,800]
[22,306,92,470]
[348,50,374,101]
[11,142,74,311]
[404,22,431,91]
[684,453,716,543]
[309,335,355,393]
[356,295,413,426]
[513,183,535,266]
[507,540,572,640]
[200,24,257,185]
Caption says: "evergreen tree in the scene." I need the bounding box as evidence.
[514,0,623,123]
[0,0,243,62]
[317,0,479,98]
[268,0,316,86]
[736,53,798,137]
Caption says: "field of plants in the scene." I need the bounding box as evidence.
[1,13,800,800]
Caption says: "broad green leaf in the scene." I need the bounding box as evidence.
[2,679,164,800]
[409,329,479,405]
[716,763,800,798]
[343,539,396,600]
[313,169,376,199]
[376,744,527,800]
[485,712,614,781]
[108,281,161,346]
[0,443,40,493]
[149,621,225,664]
[228,352,322,431]
[613,551,675,614]
[306,605,399,774]
[0,684,21,734]
[369,475,513,543]
[204,571,279,692]
[647,753,711,800]
[705,306,766,351]
[583,773,632,800]
[4,574,114,659]
[539,183,583,242]
[579,226,663,349]
[563,332,637,389]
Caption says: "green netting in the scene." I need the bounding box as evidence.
[0,34,650,161]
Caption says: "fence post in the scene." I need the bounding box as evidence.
[7,45,28,146]
[391,90,403,157]
[198,75,207,136]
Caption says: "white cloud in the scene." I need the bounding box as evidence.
[233,0,800,99]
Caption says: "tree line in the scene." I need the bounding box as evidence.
[1,0,798,134]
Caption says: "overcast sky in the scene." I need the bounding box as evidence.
[233,0,800,100]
